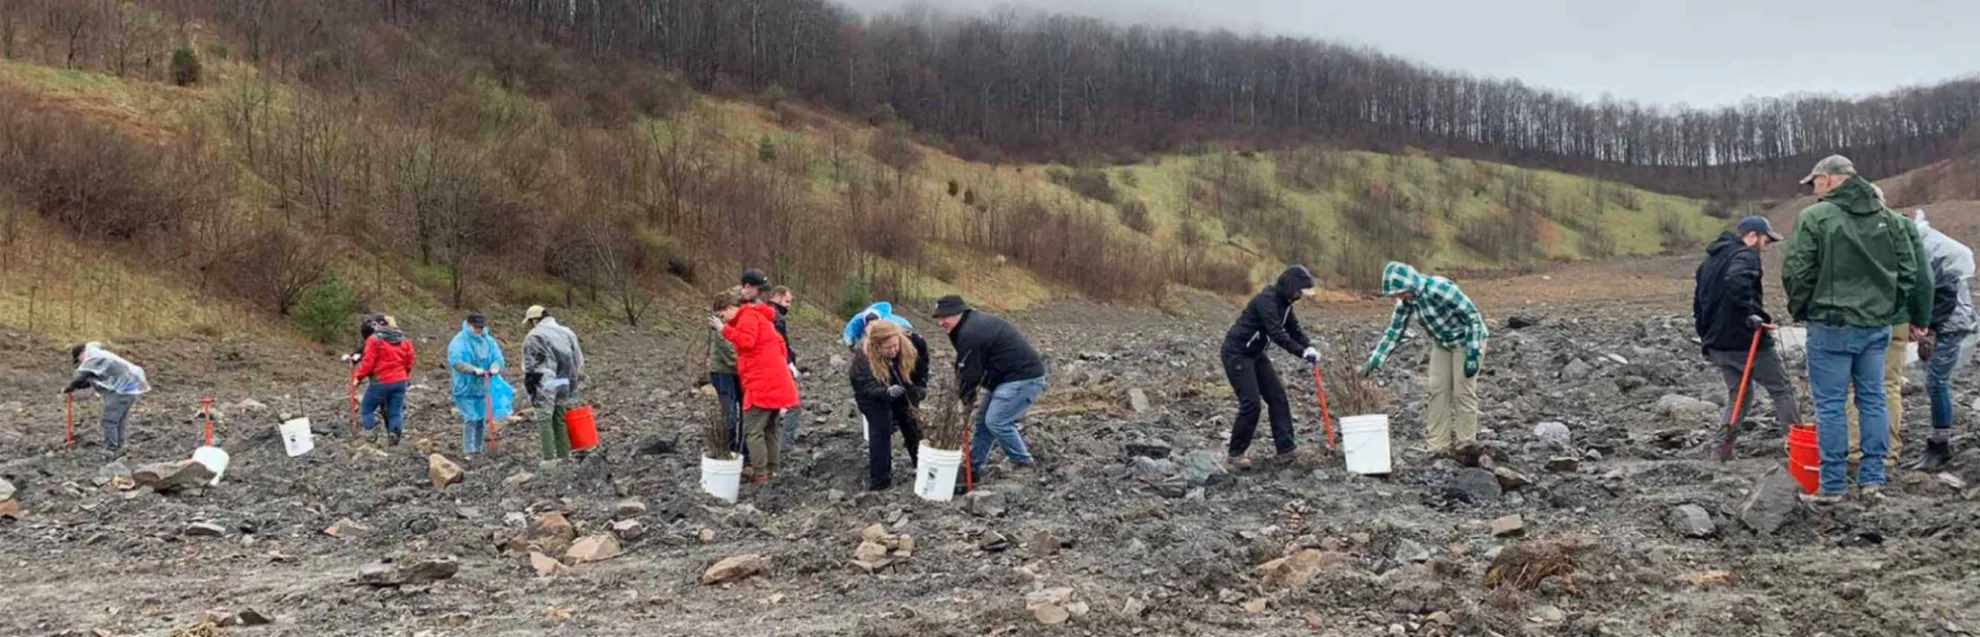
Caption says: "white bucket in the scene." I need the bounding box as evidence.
[279,417,315,457]
[1339,414,1392,476]
[191,446,231,486]
[914,444,964,502]
[701,454,743,503]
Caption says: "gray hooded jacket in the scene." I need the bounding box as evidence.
[523,316,585,384]
[1916,210,1977,334]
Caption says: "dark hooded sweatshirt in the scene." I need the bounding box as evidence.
[1693,232,1772,354]
[1221,266,1316,358]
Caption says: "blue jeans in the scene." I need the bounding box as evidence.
[970,376,1047,472]
[1806,325,1891,493]
[709,373,746,461]
[461,415,486,454]
[1926,329,1977,439]
[360,381,408,435]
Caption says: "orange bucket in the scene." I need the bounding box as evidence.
[1785,424,1820,494]
[565,405,600,451]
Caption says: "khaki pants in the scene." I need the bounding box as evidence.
[1846,323,1906,460]
[1427,344,1483,452]
[742,408,783,479]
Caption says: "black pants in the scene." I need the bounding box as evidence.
[1224,352,1294,456]
[858,397,924,489]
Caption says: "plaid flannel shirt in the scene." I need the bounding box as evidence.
[1363,263,1488,374]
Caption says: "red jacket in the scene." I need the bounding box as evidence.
[722,304,799,410]
[352,331,416,384]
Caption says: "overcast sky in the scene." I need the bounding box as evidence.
[835,0,1978,108]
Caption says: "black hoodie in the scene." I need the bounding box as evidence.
[948,308,1046,394]
[769,301,796,365]
[1221,266,1316,358]
[1693,232,1771,353]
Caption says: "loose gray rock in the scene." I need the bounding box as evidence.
[1391,539,1432,563]
[0,477,15,501]
[1561,359,1592,380]
[1127,456,1176,481]
[1533,421,1572,448]
[1656,394,1720,427]
[358,556,460,587]
[966,491,1007,518]
[1128,389,1152,413]
[1180,451,1230,487]
[1506,314,1544,330]
[184,522,227,537]
[1668,504,1716,538]
[1738,468,1804,535]
[1444,468,1503,504]
[1125,438,1172,460]
[615,498,648,517]
[94,461,131,487]
[1545,457,1581,473]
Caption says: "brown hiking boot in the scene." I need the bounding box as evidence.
[1229,456,1254,471]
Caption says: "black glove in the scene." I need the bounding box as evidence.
[524,372,543,403]
[1745,315,1763,330]
[887,385,907,398]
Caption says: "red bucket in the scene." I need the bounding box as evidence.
[565,405,599,451]
[1785,424,1820,494]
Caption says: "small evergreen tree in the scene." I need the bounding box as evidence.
[170,48,202,87]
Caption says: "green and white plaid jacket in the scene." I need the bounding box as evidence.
[1363,262,1488,375]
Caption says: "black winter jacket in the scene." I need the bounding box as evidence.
[770,301,796,364]
[948,309,1046,394]
[1694,232,1772,353]
[849,332,931,404]
[1221,266,1316,358]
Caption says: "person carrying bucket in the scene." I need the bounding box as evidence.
[63,342,150,458]
[1909,209,1975,471]
[447,313,515,458]
[351,317,415,446]
[716,293,801,484]
[1693,217,1802,443]
[522,305,586,462]
[1219,265,1321,470]
[1781,154,1929,504]
[1362,262,1489,457]
[934,295,1047,485]
[849,320,930,491]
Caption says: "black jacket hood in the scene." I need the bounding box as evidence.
[1271,266,1316,301]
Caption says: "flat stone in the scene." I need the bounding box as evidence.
[0,499,20,520]
[615,499,648,517]
[93,462,130,487]
[610,519,645,540]
[966,491,1007,517]
[1492,467,1534,490]
[1180,450,1230,487]
[1668,504,1716,538]
[1655,394,1720,427]
[132,460,215,494]
[1532,421,1572,448]
[530,551,567,576]
[1128,388,1152,413]
[1490,514,1525,537]
[1545,457,1580,473]
[1738,467,1804,535]
[1031,530,1061,558]
[701,554,767,585]
[236,608,272,626]
[1125,438,1172,460]
[185,522,227,537]
[1127,456,1176,481]
[566,534,623,563]
[1444,468,1503,504]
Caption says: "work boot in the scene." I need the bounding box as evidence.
[1912,440,1953,471]
[389,433,402,447]
[1229,456,1255,471]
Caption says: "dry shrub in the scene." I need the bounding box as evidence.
[0,91,204,241]
[923,390,973,450]
[222,227,332,316]
[1167,252,1250,295]
[1117,199,1153,233]
[1484,538,1592,592]
[967,199,1164,303]
[1320,338,1387,416]
[1457,206,1545,264]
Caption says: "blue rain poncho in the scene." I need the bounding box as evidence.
[840,301,916,347]
[447,321,515,423]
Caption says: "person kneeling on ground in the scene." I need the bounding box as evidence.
[1362,261,1489,456]
[1912,209,1976,470]
[934,295,1047,485]
[1693,216,1802,453]
[351,318,415,446]
[523,305,586,462]
[63,342,151,458]
[447,313,515,458]
[1219,265,1321,469]
[850,320,930,490]
[717,295,801,484]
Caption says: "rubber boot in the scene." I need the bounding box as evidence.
[1912,440,1952,471]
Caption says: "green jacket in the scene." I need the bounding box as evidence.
[1781,177,1932,328]
[708,328,738,374]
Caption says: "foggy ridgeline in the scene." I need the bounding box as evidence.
[0,0,1973,333]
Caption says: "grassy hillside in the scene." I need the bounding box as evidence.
[0,8,1720,344]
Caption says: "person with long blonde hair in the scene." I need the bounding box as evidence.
[848,320,930,490]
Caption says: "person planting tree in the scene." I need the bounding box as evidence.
[934,295,1047,485]
[62,342,151,458]
[1362,261,1489,456]
[1219,265,1321,469]
[848,320,930,490]
[716,292,800,484]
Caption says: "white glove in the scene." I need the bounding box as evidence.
[1301,347,1320,364]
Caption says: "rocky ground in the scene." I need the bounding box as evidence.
[3,258,1978,637]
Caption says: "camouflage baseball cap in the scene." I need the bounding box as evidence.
[1799,154,1856,185]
